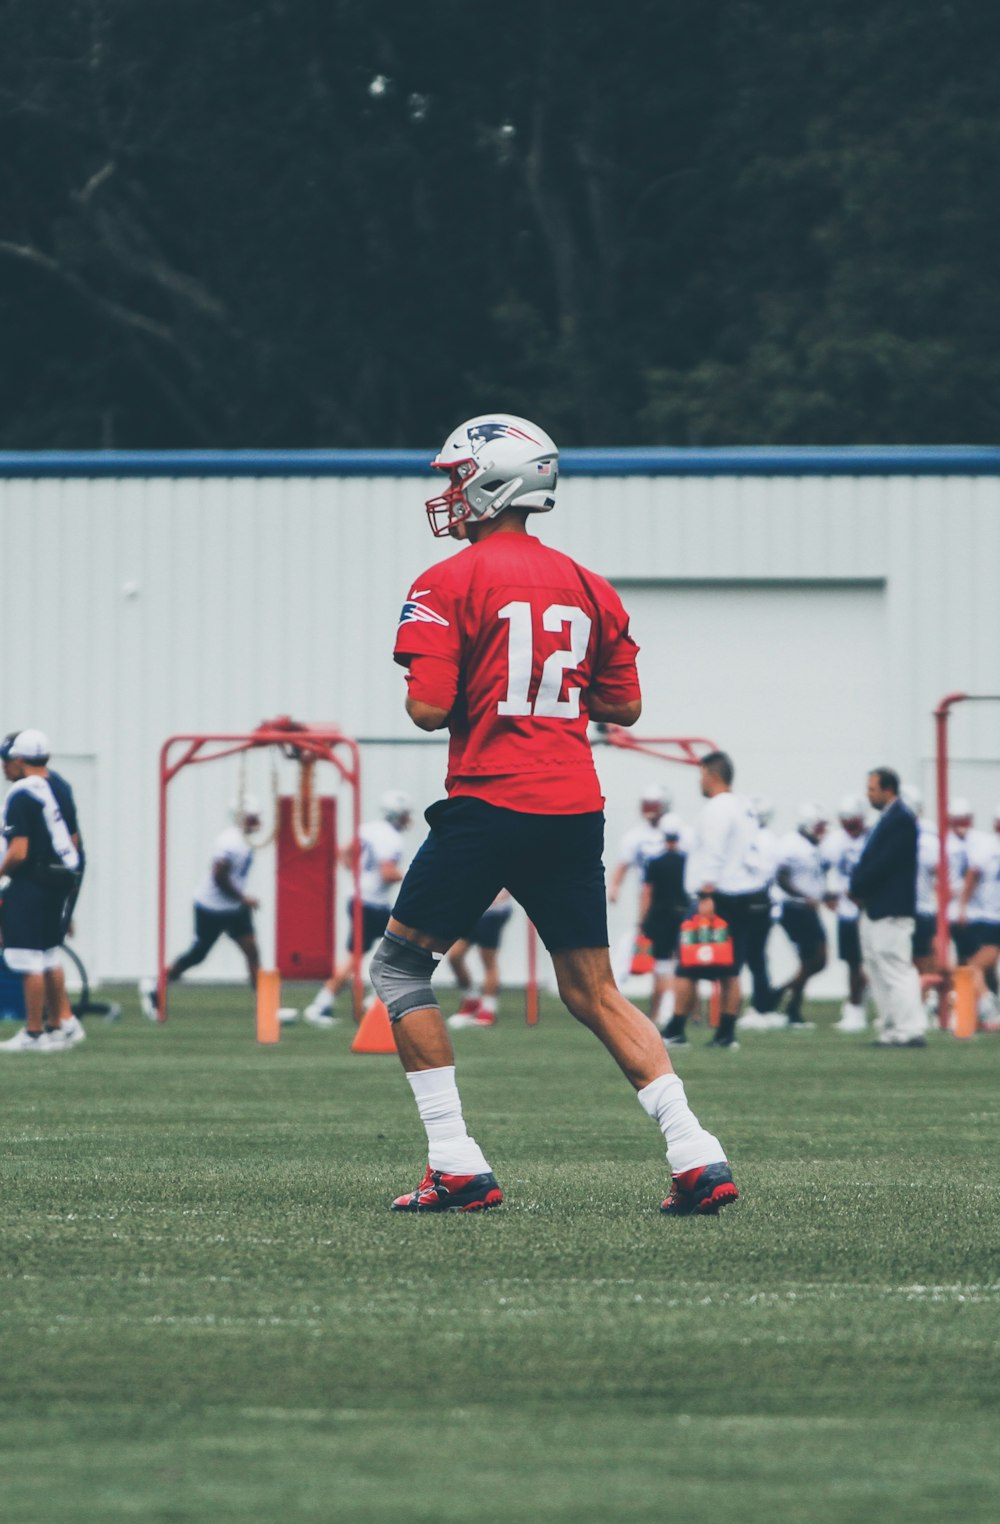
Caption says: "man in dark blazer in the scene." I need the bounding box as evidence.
[849,767,927,1048]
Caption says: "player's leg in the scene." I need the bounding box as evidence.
[779,904,826,1026]
[446,936,483,1026]
[512,812,737,1215]
[478,945,500,1021]
[169,907,224,981]
[370,797,505,1211]
[550,945,737,1213]
[833,919,867,1032]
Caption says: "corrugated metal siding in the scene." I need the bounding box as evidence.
[1,466,997,984]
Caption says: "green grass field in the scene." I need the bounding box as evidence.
[1,986,998,1524]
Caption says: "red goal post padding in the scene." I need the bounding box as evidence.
[156,717,363,1022]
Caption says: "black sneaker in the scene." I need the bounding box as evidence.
[661,1161,739,1216]
[661,1017,688,1048]
[390,1166,504,1213]
[707,1033,740,1050]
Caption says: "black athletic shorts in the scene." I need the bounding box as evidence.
[468,904,513,950]
[781,901,827,957]
[837,917,862,968]
[913,913,937,958]
[951,920,979,964]
[641,912,683,962]
[346,900,391,954]
[0,877,70,951]
[674,890,757,981]
[967,920,1000,954]
[192,902,255,949]
[392,796,607,953]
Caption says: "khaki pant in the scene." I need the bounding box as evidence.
[859,913,926,1043]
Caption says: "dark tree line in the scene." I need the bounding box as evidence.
[1,0,998,449]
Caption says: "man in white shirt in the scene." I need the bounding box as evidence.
[774,804,829,1028]
[745,795,781,1017]
[139,797,262,1017]
[824,795,871,1034]
[661,751,767,1051]
[304,790,412,1026]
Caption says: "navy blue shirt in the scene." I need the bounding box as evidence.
[848,798,917,920]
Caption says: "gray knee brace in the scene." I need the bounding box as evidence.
[370,932,441,1023]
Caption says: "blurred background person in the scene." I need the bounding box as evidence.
[774,803,829,1029]
[140,796,263,1018]
[850,767,925,1048]
[638,814,687,1032]
[956,805,1000,1027]
[446,890,513,1030]
[946,798,982,968]
[902,784,941,1019]
[744,795,781,1018]
[609,782,672,985]
[304,789,412,1026]
[825,794,871,1035]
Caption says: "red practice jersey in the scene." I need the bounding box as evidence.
[394,530,641,813]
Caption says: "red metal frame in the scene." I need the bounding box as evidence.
[157,716,363,1022]
[933,693,1000,1021]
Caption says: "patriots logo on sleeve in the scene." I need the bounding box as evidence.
[399,588,450,627]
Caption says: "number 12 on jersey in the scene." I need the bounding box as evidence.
[497,601,592,719]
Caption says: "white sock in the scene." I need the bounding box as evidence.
[406,1066,491,1175]
[480,994,497,1016]
[637,1073,725,1175]
[312,988,334,1014]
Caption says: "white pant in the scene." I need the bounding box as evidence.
[859,914,926,1043]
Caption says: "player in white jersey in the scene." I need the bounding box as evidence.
[956,806,1000,1025]
[774,804,829,1028]
[140,798,263,1017]
[945,798,982,965]
[608,784,672,904]
[304,790,412,1026]
[0,730,82,1052]
[824,795,871,1033]
[902,785,941,1008]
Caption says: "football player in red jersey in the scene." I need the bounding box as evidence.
[369,415,738,1217]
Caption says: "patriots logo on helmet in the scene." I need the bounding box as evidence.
[468,420,541,449]
[399,590,449,627]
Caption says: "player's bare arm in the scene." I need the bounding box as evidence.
[584,693,642,727]
[405,696,450,731]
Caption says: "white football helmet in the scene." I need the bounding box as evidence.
[750,794,774,827]
[230,793,262,828]
[796,802,826,836]
[425,414,558,537]
[381,789,412,829]
[948,795,973,824]
[838,793,866,824]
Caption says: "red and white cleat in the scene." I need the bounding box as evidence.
[390,1165,504,1213]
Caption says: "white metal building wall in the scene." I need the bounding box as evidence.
[1,463,998,990]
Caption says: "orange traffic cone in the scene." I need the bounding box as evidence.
[351,995,397,1055]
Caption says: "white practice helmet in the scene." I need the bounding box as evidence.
[796,802,826,834]
[658,811,684,840]
[8,728,50,762]
[750,795,774,827]
[230,793,262,826]
[838,793,866,823]
[641,782,671,810]
[425,414,558,537]
[381,789,412,828]
[949,795,973,822]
